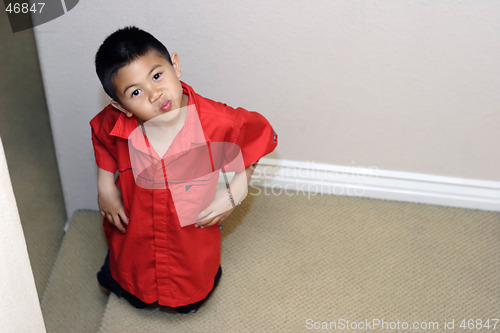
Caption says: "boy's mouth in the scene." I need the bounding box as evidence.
[161,100,172,112]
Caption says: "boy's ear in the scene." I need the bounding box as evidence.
[170,53,182,79]
[111,100,133,117]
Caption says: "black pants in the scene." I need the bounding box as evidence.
[97,252,222,313]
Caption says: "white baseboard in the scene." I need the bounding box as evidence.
[250,158,500,212]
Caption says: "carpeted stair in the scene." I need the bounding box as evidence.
[40,210,108,333]
[40,192,500,332]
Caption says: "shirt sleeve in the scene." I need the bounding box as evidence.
[234,107,277,168]
[90,111,118,173]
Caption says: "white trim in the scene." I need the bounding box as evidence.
[250,158,500,212]
[63,218,71,233]
[60,0,68,13]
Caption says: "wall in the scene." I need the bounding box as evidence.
[33,0,500,216]
[0,8,67,296]
[0,138,46,333]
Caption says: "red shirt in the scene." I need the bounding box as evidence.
[90,82,277,306]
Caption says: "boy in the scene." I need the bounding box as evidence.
[91,26,277,313]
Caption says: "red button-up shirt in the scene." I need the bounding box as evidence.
[90,81,277,306]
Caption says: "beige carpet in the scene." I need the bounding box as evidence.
[41,210,108,333]
[92,191,500,333]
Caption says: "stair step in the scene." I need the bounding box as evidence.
[98,285,228,333]
[41,210,108,333]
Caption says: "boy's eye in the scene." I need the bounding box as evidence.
[153,73,161,80]
[131,89,141,97]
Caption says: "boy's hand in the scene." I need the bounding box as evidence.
[195,164,256,229]
[97,168,129,233]
[195,187,234,228]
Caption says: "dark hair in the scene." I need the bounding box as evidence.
[95,26,172,103]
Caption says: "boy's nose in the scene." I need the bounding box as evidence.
[149,89,163,103]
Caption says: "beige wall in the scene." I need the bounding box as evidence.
[34,1,500,216]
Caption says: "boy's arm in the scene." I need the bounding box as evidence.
[195,163,256,228]
[97,167,129,233]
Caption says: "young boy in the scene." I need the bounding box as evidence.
[91,26,277,313]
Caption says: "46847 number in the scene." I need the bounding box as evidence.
[459,318,499,330]
[5,2,45,14]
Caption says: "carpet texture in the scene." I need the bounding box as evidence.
[94,191,500,333]
[41,210,108,333]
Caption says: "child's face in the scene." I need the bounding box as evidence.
[111,50,186,123]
